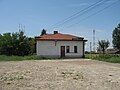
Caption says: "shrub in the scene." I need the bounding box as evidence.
[86,54,120,63]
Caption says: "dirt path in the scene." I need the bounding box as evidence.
[0,59,120,90]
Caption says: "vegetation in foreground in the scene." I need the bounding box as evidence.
[86,54,120,63]
[0,54,120,63]
[0,55,60,61]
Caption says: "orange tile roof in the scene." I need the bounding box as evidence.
[35,33,87,41]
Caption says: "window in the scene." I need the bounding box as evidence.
[74,46,77,53]
[66,46,70,53]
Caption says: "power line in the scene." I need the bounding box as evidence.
[50,0,110,28]
[54,0,110,27]
[66,0,119,28]
[50,0,105,27]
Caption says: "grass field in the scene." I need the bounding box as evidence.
[0,54,120,63]
[0,55,59,61]
[86,54,120,63]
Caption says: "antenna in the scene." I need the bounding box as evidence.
[93,30,95,52]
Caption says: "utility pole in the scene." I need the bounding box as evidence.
[90,42,92,52]
[90,42,92,58]
[93,30,95,52]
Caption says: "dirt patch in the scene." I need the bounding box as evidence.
[0,59,120,90]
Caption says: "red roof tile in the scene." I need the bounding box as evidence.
[35,33,87,41]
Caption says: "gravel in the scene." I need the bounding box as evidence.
[0,59,120,90]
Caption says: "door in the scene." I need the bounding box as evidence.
[61,46,65,58]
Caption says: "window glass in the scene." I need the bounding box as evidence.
[66,46,70,53]
[74,46,77,53]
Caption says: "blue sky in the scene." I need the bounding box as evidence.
[0,0,120,51]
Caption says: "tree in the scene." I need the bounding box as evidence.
[0,30,36,56]
[28,37,36,54]
[98,40,110,54]
[17,30,31,56]
[0,33,13,55]
[11,32,19,55]
[40,29,46,36]
[112,23,120,51]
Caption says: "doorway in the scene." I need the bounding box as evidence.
[61,46,65,58]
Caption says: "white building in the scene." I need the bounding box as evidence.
[36,31,87,58]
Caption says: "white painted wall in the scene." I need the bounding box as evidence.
[37,41,84,58]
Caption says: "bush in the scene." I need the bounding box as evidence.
[0,31,36,56]
[86,54,120,63]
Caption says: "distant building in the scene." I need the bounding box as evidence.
[35,31,87,58]
[106,48,119,54]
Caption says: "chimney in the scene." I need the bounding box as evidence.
[54,31,58,34]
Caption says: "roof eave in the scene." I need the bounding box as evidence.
[36,39,87,41]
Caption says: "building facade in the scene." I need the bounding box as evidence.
[36,31,87,58]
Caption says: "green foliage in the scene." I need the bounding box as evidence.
[112,23,120,50]
[0,55,60,61]
[86,54,120,63]
[28,37,36,54]
[0,31,36,56]
[40,29,46,36]
[98,40,110,54]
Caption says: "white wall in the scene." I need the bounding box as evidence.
[37,41,84,58]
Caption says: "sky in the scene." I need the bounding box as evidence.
[0,0,120,51]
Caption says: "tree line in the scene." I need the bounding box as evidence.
[0,30,36,56]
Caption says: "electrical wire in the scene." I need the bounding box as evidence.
[50,0,111,28]
[66,0,120,28]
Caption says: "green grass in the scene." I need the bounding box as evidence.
[0,55,60,61]
[85,54,120,63]
[1,54,120,63]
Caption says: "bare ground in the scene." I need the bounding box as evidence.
[0,59,120,90]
